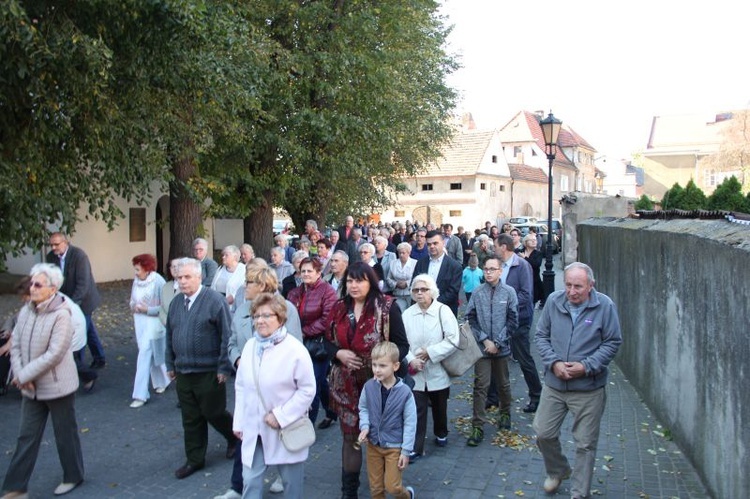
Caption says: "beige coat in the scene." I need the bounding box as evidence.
[11,294,79,400]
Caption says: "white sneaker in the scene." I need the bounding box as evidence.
[213,489,241,499]
[155,386,167,394]
[129,399,147,408]
[53,481,81,495]
[269,475,284,493]
[543,469,571,494]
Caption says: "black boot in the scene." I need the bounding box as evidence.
[341,470,360,499]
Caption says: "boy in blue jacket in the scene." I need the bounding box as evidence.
[358,342,417,499]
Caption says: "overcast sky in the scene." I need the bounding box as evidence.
[440,0,749,159]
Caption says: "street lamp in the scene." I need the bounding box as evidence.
[539,111,562,300]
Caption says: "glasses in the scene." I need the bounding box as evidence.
[483,268,500,273]
[30,281,50,289]
[411,287,430,294]
[252,313,277,321]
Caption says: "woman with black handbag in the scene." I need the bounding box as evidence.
[288,257,339,429]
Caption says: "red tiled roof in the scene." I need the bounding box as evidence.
[558,126,595,150]
[508,164,548,183]
[500,110,577,171]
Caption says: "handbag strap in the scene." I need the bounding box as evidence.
[249,350,269,413]
[437,303,458,349]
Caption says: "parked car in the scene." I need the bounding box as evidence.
[536,224,560,254]
[538,218,562,239]
[509,216,538,226]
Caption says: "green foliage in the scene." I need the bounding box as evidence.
[661,183,684,210]
[707,176,748,212]
[660,180,706,210]
[634,195,654,211]
[680,180,707,210]
[0,1,168,256]
[1,0,457,262]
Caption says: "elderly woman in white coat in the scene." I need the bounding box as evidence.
[402,274,459,462]
[386,242,417,312]
[212,245,247,310]
[2,263,85,497]
[129,254,170,408]
[233,293,315,498]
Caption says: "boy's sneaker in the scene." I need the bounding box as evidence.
[467,427,483,446]
[408,451,422,464]
[406,485,415,498]
[434,436,448,447]
[497,413,511,431]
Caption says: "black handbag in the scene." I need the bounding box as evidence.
[304,336,329,361]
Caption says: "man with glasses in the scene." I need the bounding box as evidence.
[493,233,543,414]
[464,256,519,446]
[47,232,106,374]
[409,228,430,260]
[411,230,462,316]
[166,258,238,480]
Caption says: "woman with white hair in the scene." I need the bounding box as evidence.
[386,242,417,312]
[2,263,85,497]
[211,246,246,310]
[401,274,459,463]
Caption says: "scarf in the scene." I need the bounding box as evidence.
[254,325,288,357]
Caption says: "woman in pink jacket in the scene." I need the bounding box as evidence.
[2,263,85,498]
[233,293,315,498]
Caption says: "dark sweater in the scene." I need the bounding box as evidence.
[166,286,232,376]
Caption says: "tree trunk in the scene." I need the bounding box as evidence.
[169,155,203,261]
[244,189,275,261]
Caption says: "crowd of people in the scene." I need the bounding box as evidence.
[0,219,621,499]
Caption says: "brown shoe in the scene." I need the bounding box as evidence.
[225,439,238,459]
[175,463,203,479]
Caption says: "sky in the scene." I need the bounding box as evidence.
[440,0,749,160]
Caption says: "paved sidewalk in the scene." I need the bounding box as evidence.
[0,275,711,498]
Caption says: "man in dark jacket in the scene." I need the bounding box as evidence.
[47,232,105,371]
[411,230,462,316]
[166,258,237,480]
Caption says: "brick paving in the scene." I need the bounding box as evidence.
[0,272,711,498]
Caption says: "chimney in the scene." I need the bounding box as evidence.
[462,112,476,131]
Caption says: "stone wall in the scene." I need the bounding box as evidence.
[559,193,630,266]
[577,217,750,499]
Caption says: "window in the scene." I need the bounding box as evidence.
[499,185,505,192]
[491,155,497,163]
[513,146,522,157]
[560,175,569,192]
[450,183,462,190]
[421,184,433,191]
[480,183,486,190]
[449,210,462,217]
[129,208,146,242]
[394,210,405,217]
[532,150,537,156]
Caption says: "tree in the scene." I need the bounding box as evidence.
[202,0,458,259]
[699,109,750,192]
[679,180,707,210]
[661,183,684,210]
[635,195,654,211]
[707,176,747,211]
[0,1,167,257]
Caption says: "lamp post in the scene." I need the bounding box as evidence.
[539,111,562,300]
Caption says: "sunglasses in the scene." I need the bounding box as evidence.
[411,287,430,294]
